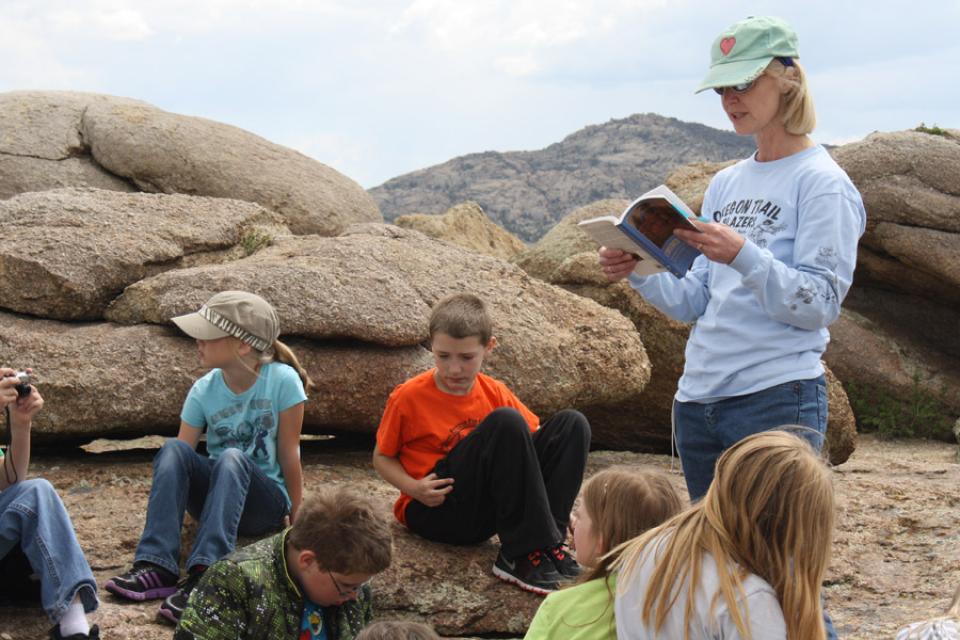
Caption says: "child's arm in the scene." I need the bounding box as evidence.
[176,421,203,448]
[372,446,453,507]
[277,402,304,522]
[0,372,42,490]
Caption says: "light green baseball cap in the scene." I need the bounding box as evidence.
[695,16,799,94]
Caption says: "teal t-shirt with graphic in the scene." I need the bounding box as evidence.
[180,361,307,507]
[300,601,329,640]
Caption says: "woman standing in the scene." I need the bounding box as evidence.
[600,16,862,638]
[599,15,864,500]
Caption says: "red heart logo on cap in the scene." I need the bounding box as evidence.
[720,37,736,55]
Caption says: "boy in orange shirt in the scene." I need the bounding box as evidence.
[373,293,591,595]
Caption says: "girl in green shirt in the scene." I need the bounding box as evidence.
[525,466,683,639]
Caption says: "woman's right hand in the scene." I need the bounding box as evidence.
[411,472,455,507]
[598,246,638,281]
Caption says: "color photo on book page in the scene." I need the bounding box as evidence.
[626,199,699,249]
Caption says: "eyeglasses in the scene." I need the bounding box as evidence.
[713,58,794,95]
[326,570,368,598]
[713,79,757,95]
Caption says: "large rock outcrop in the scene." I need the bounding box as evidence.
[109,226,651,416]
[0,90,381,235]
[395,202,527,260]
[832,130,960,302]
[5,226,651,438]
[0,188,287,320]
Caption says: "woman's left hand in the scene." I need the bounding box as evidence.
[674,221,745,264]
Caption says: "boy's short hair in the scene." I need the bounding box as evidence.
[428,293,492,345]
[356,620,441,640]
[287,488,393,575]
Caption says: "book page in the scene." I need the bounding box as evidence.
[626,199,697,249]
[577,217,666,277]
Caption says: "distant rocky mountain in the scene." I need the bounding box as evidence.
[370,113,756,242]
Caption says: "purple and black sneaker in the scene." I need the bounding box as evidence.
[105,562,178,601]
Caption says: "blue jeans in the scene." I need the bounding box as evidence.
[0,479,98,623]
[673,375,828,501]
[135,439,288,575]
[674,375,837,639]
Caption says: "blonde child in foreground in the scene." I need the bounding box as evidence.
[896,585,960,639]
[524,467,683,639]
[356,620,441,640]
[613,430,834,640]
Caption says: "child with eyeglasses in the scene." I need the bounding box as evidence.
[174,487,393,640]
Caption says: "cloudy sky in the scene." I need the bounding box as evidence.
[1,0,956,187]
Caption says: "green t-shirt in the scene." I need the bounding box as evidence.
[524,575,618,640]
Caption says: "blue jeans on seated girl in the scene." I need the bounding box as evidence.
[0,478,98,623]
[135,439,288,576]
[674,374,836,640]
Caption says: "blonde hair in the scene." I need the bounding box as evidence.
[355,621,441,640]
[270,339,316,393]
[429,293,493,345]
[613,430,834,640]
[580,466,683,583]
[766,58,816,135]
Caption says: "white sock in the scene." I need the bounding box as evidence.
[59,600,90,637]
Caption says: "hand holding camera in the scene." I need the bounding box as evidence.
[1,368,42,427]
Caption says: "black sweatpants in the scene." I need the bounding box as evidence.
[405,407,591,559]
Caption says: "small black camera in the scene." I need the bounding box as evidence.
[11,371,31,398]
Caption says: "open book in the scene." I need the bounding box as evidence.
[578,185,706,278]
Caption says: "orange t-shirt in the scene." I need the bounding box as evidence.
[376,368,539,524]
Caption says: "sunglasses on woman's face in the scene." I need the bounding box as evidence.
[713,79,757,95]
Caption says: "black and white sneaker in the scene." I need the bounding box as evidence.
[546,542,581,580]
[492,549,562,596]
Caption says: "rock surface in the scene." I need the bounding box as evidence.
[831,129,960,232]
[512,199,628,281]
[663,159,737,216]
[0,90,381,235]
[371,113,756,241]
[0,188,287,320]
[6,227,651,438]
[395,202,527,260]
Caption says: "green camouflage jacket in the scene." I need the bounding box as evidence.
[175,530,372,640]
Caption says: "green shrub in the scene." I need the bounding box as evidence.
[240,228,273,256]
[845,373,954,440]
[915,122,948,136]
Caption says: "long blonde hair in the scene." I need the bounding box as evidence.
[613,430,834,640]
